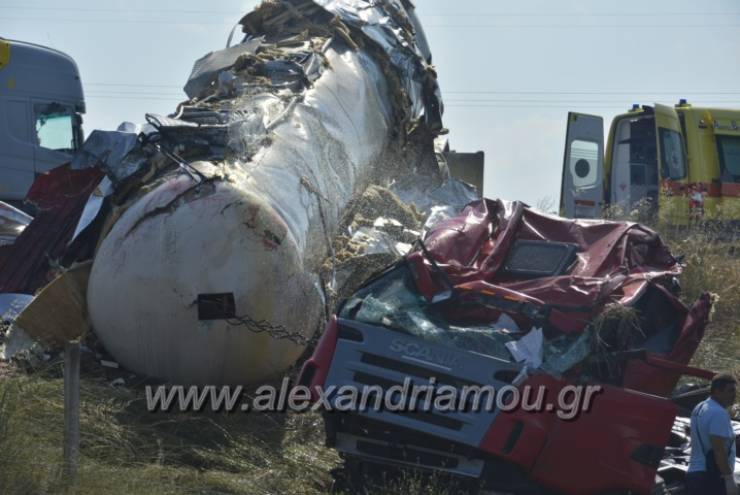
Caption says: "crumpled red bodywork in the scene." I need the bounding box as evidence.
[414,199,712,396]
[0,164,103,294]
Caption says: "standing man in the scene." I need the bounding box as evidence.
[686,373,738,495]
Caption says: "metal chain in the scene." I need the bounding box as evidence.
[226,314,311,346]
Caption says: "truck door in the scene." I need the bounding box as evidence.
[560,112,604,218]
[654,104,689,224]
[529,380,677,495]
[0,97,36,204]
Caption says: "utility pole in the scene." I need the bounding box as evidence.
[63,340,81,489]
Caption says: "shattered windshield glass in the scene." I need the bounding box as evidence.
[339,261,599,374]
[340,263,515,361]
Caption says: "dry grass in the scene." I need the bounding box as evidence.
[611,205,740,376]
[0,365,339,495]
[0,364,453,495]
[670,233,740,376]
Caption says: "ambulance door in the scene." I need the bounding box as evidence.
[654,104,689,224]
[560,112,604,218]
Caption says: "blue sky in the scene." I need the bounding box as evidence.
[3,0,739,206]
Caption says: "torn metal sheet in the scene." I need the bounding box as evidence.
[0,293,33,323]
[312,0,443,132]
[0,201,32,246]
[239,0,443,135]
[71,129,139,171]
[0,294,36,362]
[184,36,264,99]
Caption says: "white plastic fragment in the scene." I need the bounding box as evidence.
[505,327,544,368]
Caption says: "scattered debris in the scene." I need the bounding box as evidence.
[14,262,91,347]
[0,293,35,361]
[110,377,125,387]
[505,326,544,368]
[0,293,34,322]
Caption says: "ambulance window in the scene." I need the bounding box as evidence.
[717,136,740,182]
[34,103,76,153]
[569,140,599,187]
[658,128,686,180]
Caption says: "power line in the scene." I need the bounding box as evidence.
[78,87,738,105]
[445,102,738,109]
[422,12,740,17]
[1,16,235,25]
[3,16,739,28]
[83,89,740,100]
[80,92,738,103]
[86,90,184,97]
[3,6,738,17]
[444,98,740,103]
[83,83,740,94]
[425,24,740,28]
[85,95,183,101]
[87,83,182,89]
[79,95,734,109]
[445,90,740,95]
[83,83,740,95]
[0,5,241,15]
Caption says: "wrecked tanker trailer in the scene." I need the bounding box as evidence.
[74,0,450,385]
[299,199,720,494]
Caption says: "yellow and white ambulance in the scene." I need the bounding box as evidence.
[560,101,740,226]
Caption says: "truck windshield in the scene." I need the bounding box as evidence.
[34,103,81,153]
[339,263,514,360]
